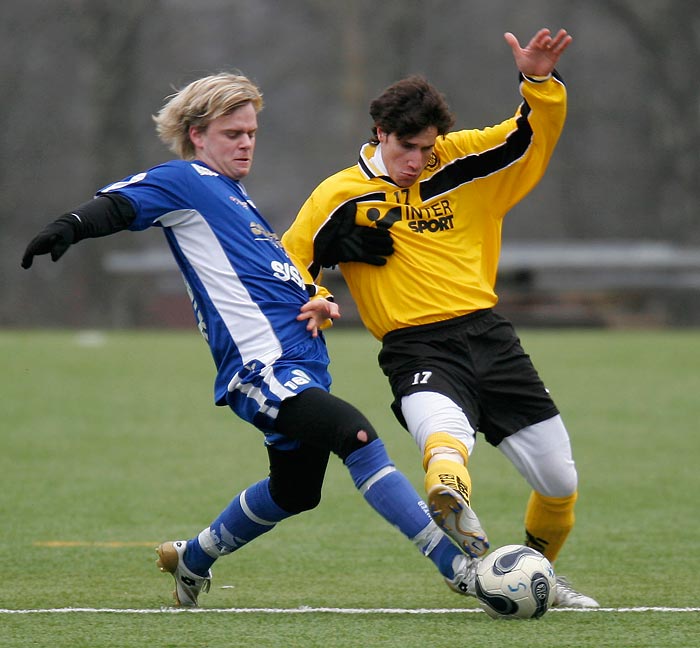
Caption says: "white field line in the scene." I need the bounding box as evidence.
[1,606,698,615]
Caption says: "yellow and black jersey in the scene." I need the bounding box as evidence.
[282,75,567,340]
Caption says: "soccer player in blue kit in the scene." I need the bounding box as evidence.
[21,72,479,607]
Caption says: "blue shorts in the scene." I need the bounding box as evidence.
[225,336,332,448]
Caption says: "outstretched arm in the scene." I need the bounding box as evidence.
[21,194,136,268]
[504,28,572,78]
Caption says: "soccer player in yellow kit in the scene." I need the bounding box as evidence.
[283,28,599,607]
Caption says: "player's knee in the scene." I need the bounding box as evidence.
[500,416,578,497]
[322,395,380,457]
[276,388,378,460]
[336,420,378,459]
[538,463,578,498]
[269,481,323,514]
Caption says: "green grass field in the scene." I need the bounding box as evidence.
[2,328,699,647]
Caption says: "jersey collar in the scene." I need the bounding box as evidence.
[357,143,398,185]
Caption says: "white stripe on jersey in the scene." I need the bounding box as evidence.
[159,208,283,366]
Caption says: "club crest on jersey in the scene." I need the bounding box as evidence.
[425,151,440,172]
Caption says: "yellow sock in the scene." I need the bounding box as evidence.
[424,458,473,504]
[524,490,577,563]
[423,432,472,504]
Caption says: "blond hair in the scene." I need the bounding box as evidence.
[153,72,264,159]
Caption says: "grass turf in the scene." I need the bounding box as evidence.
[2,328,699,646]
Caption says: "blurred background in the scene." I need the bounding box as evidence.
[4,0,699,329]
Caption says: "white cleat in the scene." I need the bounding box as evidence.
[428,484,489,558]
[156,540,211,607]
[445,554,479,598]
[553,576,599,608]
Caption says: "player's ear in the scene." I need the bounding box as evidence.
[189,125,204,149]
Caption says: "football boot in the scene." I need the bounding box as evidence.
[156,540,211,607]
[428,484,489,558]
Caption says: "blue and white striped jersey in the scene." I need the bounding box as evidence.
[98,160,331,414]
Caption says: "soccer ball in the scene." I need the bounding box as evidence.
[475,544,556,619]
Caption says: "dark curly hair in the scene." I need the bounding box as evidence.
[368,75,455,144]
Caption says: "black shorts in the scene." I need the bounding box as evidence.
[378,310,559,446]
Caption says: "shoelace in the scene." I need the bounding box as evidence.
[455,557,478,595]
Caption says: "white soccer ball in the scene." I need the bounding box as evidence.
[475,544,556,619]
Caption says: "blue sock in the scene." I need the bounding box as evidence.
[344,439,463,579]
[429,536,464,580]
[184,478,292,575]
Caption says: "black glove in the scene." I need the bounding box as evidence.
[21,215,78,268]
[317,224,394,267]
